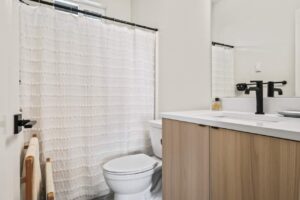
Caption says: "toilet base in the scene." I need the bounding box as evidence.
[114,187,151,200]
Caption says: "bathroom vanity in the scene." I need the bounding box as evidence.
[162,111,300,200]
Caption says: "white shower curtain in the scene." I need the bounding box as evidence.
[212,45,235,98]
[20,4,156,200]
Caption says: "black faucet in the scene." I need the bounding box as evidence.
[245,80,264,115]
[267,81,285,97]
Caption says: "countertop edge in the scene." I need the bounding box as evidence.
[161,113,300,141]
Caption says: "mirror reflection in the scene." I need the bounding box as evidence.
[211,0,300,98]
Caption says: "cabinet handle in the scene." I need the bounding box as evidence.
[211,126,219,130]
[198,124,207,127]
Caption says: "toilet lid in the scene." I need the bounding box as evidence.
[103,154,158,175]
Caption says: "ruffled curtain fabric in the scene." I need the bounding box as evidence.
[212,45,235,98]
[20,4,156,200]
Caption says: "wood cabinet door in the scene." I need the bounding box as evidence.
[210,128,254,200]
[162,119,209,200]
[210,127,300,200]
[250,134,300,200]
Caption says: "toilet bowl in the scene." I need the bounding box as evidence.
[103,120,162,200]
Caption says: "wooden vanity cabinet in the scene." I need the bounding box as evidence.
[163,119,300,200]
[210,127,300,200]
[162,119,209,200]
[210,128,254,200]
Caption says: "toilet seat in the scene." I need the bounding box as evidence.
[103,154,158,175]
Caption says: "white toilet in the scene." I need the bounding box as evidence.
[103,120,162,200]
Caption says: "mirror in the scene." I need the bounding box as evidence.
[211,0,300,98]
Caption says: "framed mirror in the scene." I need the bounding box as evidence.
[211,0,300,98]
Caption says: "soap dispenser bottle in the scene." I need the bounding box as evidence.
[212,97,222,111]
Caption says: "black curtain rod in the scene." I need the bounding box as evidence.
[20,0,159,32]
[212,41,234,48]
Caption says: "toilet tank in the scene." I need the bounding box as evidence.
[149,120,162,158]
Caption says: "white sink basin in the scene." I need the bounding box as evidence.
[199,112,283,123]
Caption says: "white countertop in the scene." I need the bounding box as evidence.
[161,110,300,141]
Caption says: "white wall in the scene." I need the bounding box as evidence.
[97,0,132,21]
[222,97,300,114]
[132,0,212,112]
[0,0,23,199]
[212,0,300,97]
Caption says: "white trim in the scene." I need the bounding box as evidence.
[54,0,106,15]
[155,31,160,119]
[296,10,300,96]
[75,0,105,10]
[56,0,105,8]
[54,0,78,7]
